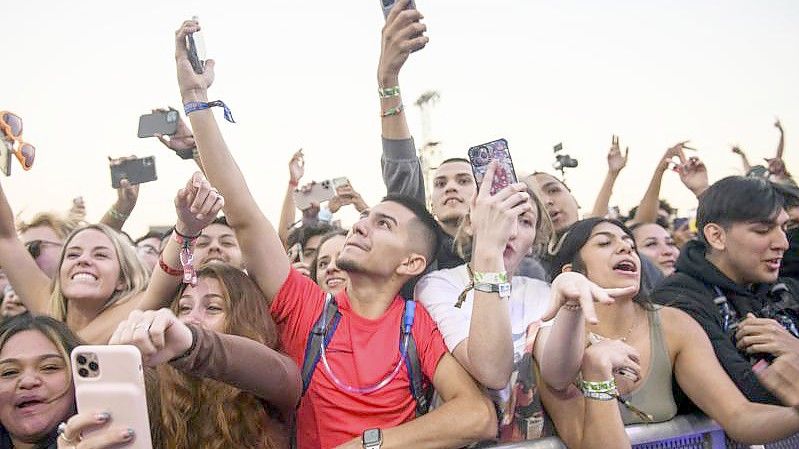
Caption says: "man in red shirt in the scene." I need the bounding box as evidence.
[174,17,497,449]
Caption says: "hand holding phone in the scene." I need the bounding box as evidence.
[138,108,179,138]
[468,138,517,195]
[71,345,153,449]
[186,16,206,74]
[381,0,416,18]
[110,156,157,189]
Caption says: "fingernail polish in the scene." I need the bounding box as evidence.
[97,412,110,422]
[123,429,135,440]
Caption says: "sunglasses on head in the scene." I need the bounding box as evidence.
[25,240,62,259]
[0,111,35,171]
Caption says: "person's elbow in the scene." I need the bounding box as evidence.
[473,365,512,391]
[458,392,498,441]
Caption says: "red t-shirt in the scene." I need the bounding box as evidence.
[271,269,448,449]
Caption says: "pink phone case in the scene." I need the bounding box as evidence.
[468,138,518,195]
[71,345,153,449]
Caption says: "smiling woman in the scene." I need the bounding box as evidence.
[0,172,226,344]
[0,315,81,449]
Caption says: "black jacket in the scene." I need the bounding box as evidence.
[651,239,799,405]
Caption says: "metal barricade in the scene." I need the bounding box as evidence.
[486,414,799,449]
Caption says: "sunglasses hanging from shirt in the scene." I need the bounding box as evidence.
[0,111,36,174]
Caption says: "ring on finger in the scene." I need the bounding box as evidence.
[57,422,77,444]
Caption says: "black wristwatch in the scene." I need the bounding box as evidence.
[362,428,382,449]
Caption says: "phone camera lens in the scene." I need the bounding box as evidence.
[76,355,87,365]
[88,361,99,371]
[78,368,89,378]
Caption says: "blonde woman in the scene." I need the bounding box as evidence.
[0,172,224,343]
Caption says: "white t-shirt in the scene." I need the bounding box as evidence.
[415,264,554,440]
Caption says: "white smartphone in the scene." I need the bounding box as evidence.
[71,345,153,449]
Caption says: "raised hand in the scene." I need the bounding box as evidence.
[658,141,689,172]
[541,271,636,324]
[175,172,225,236]
[676,155,709,196]
[109,156,140,216]
[154,108,196,154]
[378,0,428,85]
[731,145,745,156]
[329,182,368,213]
[289,149,304,185]
[175,19,214,100]
[607,135,629,175]
[109,308,194,367]
[775,118,783,131]
[469,161,531,252]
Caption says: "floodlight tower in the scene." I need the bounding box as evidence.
[415,90,441,207]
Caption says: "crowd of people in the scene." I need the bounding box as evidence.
[2,3,799,449]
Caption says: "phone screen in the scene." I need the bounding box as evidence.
[468,139,517,195]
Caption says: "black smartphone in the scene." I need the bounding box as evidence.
[137,109,179,138]
[186,16,205,75]
[467,138,518,195]
[381,0,416,18]
[110,157,158,189]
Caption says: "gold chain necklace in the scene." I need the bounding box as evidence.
[588,309,642,345]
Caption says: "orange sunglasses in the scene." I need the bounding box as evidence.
[0,111,35,170]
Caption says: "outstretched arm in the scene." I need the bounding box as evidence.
[775,119,785,160]
[100,157,140,232]
[589,135,627,218]
[669,307,799,444]
[633,141,685,224]
[174,19,290,300]
[731,146,753,174]
[0,178,51,315]
[379,0,428,201]
[277,149,304,247]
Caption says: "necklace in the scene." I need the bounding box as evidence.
[588,309,642,345]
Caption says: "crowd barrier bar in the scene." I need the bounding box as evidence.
[488,413,799,449]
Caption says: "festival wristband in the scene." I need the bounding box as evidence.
[472,271,509,284]
[184,100,236,123]
[174,228,201,285]
[159,257,182,277]
[378,86,401,98]
[381,103,404,117]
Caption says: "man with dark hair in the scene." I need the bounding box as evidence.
[653,176,799,404]
[176,13,496,448]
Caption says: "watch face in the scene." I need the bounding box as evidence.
[363,428,381,445]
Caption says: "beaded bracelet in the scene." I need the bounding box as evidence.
[378,86,401,98]
[158,257,182,277]
[581,379,617,393]
[381,103,404,117]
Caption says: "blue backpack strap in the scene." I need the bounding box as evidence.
[401,299,431,417]
[300,293,341,395]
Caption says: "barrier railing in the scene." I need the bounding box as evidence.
[488,413,799,449]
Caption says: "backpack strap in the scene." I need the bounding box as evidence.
[300,293,341,395]
[401,299,431,416]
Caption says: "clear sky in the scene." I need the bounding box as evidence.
[4,0,798,238]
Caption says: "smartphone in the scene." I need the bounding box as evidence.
[186,16,206,74]
[293,180,335,210]
[137,109,179,138]
[467,138,518,195]
[0,138,11,176]
[332,177,350,189]
[110,157,158,189]
[381,0,416,18]
[72,345,153,449]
